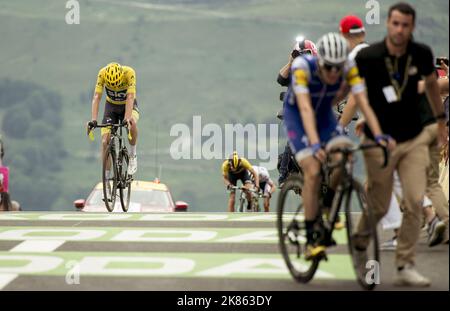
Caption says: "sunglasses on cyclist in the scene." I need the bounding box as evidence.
[323,63,343,72]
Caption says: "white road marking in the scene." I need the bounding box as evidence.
[9,240,65,253]
[0,273,18,290]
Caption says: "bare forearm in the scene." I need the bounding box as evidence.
[425,81,445,116]
[339,95,358,127]
[91,93,101,120]
[269,181,276,193]
[125,94,135,119]
[279,62,292,79]
[355,92,382,136]
[250,169,259,187]
[438,78,449,96]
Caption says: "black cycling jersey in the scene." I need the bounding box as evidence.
[356,38,435,142]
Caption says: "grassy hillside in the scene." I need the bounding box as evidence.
[0,0,448,211]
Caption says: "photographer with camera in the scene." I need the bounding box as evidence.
[276,38,317,187]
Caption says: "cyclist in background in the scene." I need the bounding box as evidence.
[87,62,140,176]
[222,151,259,212]
[252,166,276,212]
[283,32,391,260]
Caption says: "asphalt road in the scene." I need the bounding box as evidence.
[0,212,447,291]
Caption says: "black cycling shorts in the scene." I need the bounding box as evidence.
[102,99,140,125]
[228,170,252,189]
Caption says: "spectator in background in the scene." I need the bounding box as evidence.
[276,38,317,187]
[353,2,447,286]
[0,136,21,211]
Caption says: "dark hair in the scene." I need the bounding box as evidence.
[0,138,3,159]
[388,2,416,23]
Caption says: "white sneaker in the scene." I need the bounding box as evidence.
[128,155,137,175]
[394,264,431,287]
[380,237,397,251]
[427,217,446,247]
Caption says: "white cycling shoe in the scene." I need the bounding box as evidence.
[128,155,137,175]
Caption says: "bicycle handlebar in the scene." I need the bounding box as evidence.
[327,143,389,169]
[91,123,129,129]
[87,122,132,141]
[228,186,261,194]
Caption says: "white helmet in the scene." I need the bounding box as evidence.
[316,32,349,66]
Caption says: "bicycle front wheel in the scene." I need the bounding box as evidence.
[238,191,245,213]
[277,175,320,283]
[252,198,259,212]
[102,143,118,212]
[118,150,131,212]
[344,179,379,290]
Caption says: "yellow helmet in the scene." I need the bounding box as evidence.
[229,151,241,170]
[104,62,124,88]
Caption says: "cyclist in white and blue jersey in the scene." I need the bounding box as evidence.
[283,32,393,260]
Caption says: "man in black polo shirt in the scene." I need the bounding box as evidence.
[353,2,447,287]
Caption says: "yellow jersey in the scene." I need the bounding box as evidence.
[95,65,136,105]
[222,158,253,176]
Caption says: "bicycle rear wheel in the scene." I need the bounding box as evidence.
[118,150,131,212]
[102,142,118,212]
[277,175,320,283]
[344,179,379,290]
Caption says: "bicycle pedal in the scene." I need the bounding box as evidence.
[323,238,337,247]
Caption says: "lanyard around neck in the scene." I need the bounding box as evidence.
[384,55,412,101]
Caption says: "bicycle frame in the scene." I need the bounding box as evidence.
[229,185,260,212]
[318,143,387,240]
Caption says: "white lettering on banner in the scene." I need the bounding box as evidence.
[198,258,286,276]
[65,0,80,24]
[0,229,106,241]
[218,230,277,242]
[233,215,276,222]
[365,0,380,25]
[0,255,336,279]
[0,274,18,290]
[140,214,228,221]
[65,260,81,285]
[169,116,279,170]
[0,255,63,273]
[10,240,65,253]
[111,229,217,242]
[0,214,28,220]
[365,260,381,285]
[79,257,195,276]
[198,258,334,279]
[39,214,132,221]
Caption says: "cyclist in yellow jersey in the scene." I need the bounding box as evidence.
[222,151,260,212]
[87,62,140,176]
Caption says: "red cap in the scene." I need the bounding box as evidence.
[340,15,365,34]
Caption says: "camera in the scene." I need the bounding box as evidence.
[435,57,449,68]
[291,49,300,59]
